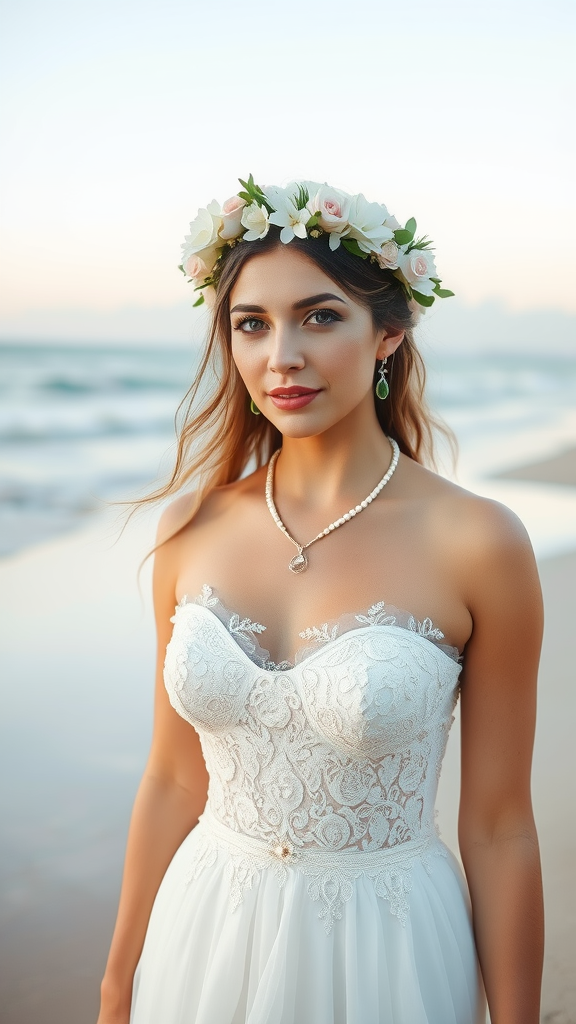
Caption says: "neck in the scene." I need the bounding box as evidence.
[273,402,395,512]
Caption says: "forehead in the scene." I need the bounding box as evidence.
[229,245,349,309]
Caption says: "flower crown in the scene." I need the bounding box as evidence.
[179,175,454,312]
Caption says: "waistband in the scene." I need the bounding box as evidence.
[197,805,440,870]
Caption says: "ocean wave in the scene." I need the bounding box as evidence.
[40,374,183,395]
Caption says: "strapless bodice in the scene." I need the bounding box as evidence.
[163,586,462,859]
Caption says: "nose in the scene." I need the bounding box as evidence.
[267,324,306,375]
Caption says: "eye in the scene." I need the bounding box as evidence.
[233,316,268,334]
[305,308,343,326]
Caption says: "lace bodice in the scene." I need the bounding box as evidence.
[164,586,462,859]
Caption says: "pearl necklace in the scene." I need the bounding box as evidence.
[265,437,400,573]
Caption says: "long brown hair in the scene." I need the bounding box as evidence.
[135,230,454,537]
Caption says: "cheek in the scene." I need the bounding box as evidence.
[230,339,261,386]
[325,337,376,396]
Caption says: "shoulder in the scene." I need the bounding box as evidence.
[403,455,532,553]
[401,456,540,608]
[155,467,267,551]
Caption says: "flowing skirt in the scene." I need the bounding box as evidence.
[131,812,486,1024]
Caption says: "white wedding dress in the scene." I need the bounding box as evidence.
[130,585,486,1024]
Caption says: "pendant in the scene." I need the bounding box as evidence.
[289,551,308,573]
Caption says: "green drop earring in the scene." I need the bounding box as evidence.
[250,399,261,415]
[376,358,390,400]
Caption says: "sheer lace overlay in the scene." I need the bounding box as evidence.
[163,585,462,932]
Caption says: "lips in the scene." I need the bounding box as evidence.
[268,386,320,397]
[267,386,321,411]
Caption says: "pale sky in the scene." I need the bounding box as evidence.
[1,0,575,333]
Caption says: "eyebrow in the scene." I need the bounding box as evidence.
[230,292,348,315]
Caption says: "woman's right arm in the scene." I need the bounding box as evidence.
[97,510,209,1023]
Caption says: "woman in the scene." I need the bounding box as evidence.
[98,178,544,1024]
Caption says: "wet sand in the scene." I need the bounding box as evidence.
[1,508,575,1023]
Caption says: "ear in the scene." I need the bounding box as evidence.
[376,328,404,361]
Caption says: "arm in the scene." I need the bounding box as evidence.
[98,511,209,1023]
[456,499,544,1024]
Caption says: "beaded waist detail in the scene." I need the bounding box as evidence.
[200,805,437,866]
[184,807,446,933]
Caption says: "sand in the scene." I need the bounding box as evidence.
[0,507,575,1023]
[494,445,576,487]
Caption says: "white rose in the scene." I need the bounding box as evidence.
[346,194,394,253]
[397,247,438,296]
[376,240,400,270]
[308,185,351,247]
[181,200,223,262]
[219,195,247,240]
[240,203,270,241]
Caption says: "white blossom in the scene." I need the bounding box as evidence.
[240,203,270,241]
[346,194,395,254]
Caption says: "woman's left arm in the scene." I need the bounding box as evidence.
[456,498,545,1024]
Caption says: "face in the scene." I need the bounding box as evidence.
[229,246,403,438]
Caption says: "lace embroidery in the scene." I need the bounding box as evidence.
[185,585,461,669]
[164,589,462,932]
[298,622,340,645]
[355,602,398,627]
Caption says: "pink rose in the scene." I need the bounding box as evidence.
[411,254,428,277]
[397,247,437,296]
[376,240,399,270]
[184,254,209,280]
[219,195,247,240]
[309,185,351,237]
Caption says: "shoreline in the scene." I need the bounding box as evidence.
[493,444,576,487]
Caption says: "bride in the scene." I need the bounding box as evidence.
[97,177,544,1024]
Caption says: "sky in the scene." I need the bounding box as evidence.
[1,0,575,343]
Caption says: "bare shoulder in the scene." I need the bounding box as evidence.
[155,491,200,547]
[403,455,532,552]
[401,456,540,610]
[155,468,266,549]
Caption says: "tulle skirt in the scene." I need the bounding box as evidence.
[130,814,486,1024]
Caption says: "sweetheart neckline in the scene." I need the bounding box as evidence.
[173,600,463,677]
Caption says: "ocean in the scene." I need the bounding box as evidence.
[1,341,576,558]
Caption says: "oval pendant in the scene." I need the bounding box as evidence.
[289,551,308,573]
[376,377,389,400]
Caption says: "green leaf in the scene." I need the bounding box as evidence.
[295,183,310,210]
[405,217,417,236]
[342,238,369,258]
[394,229,413,245]
[238,191,252,203]
[192,294,205,307]
[409,235,433,251]
[177,264,185,275]
[433,287,455,298]
[430,277,441,285]
[412,290,435,307]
